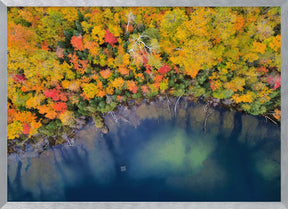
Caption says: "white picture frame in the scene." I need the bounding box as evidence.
[1,0,287,208]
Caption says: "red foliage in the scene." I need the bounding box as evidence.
[257,66,268,73]
[141,85,149,94]
[142,54,148,64]
[52,102,67,113]
[266,72,281,90]
[44,88,60,101]
[104,29,118,47]
[145,64,152,74]
[127,80,138,94]
[158,64,171,75]
[13,74,27,82]
[44,87,67,101]
[209,81,217,91]
[154,74,163,82]
[23,123,31,134]
[71,35,84,51]
[116,95,124,102]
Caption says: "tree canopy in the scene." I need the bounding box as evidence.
[7,7,281,142]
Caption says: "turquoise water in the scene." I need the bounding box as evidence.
[8,101,280,201]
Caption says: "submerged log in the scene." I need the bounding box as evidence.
[203,103,214,134]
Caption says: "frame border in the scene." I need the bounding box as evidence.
[1,0,288,7]
[1,1,288,209]
[282,0,288,208]
[0,0,7,208]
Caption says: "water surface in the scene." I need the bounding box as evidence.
[8,101,280,201]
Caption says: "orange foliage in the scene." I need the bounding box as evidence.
[118,67,130,76]
[126,80,138,94]
[71,35,85,51]
[234,16,245,31]
[37,104,57,119]
[154,74,163,83]
[273,109,281,120]
[8,23,36,50]
[100,69,112,79]
[97,90,106,98]
[117,95,124,102]
[141,85,149,94]
[7,7,281,142]
[41,41,49,51]
[14,111,36,123]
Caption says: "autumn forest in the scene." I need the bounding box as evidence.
[7,7,281,151]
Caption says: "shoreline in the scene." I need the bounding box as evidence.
[7,95,280,158]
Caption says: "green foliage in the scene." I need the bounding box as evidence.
[93,115,104,128]
[7,7,281,145]
[212,89,234,99]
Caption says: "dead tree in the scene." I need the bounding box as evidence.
[109,111,119,123]
[203,103,214,134]
[265,115,278,125]
[174,95,183,117]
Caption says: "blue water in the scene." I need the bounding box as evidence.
[8,102,280,201]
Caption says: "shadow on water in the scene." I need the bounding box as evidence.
[9,161,33,200]
[8,101,280,201]
[229,112,242,141]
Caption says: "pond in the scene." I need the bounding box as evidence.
[8,99,280,201]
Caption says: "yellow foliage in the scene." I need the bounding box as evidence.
[64,70,75,80]
[26,94,45,109]
[18,9,34,23]
[232,91,255,103]
[170,38,212,78]
[122,54,130,66]
[160,78,169,92]
[29,120,42,136]
[242,52,259,62]
[105,84,114,95]
[91,25,106,44]
[62,80,81,92]
[6,7,281,142]
[111,77,125,89]
[7,121,23,140]
[160,8,188,37]
[252,41,266,54]
[82,83,99,98]
[269,35,281,52]
[229,77,246,92]
[61,7,78,24]
[59,111,75,126]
